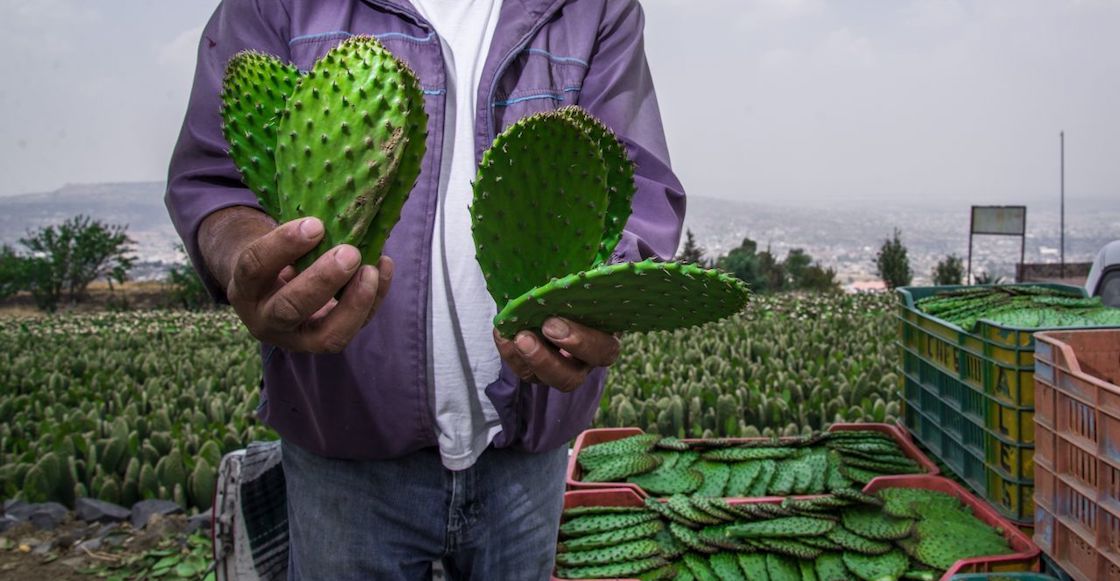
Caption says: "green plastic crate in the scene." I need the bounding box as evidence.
[901,364,1035,524]
[896,283,1108,409]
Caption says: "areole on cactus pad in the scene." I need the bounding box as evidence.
[220,36,428,268]
[471,107,749,337]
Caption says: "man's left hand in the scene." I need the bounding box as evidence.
[493,318,621,392]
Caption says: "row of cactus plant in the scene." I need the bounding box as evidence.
[0,312,270,511]
[0,291,895,510]
[600,292,900,438]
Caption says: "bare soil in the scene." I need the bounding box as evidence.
[0,514,200,581]
[0,281,185,317]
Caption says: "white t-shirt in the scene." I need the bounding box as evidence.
[411,0,505,471]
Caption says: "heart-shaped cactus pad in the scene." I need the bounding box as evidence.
[220,35,427,268]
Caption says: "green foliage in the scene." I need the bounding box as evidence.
[931,254,964,285]
[0,244,31,300]
[17,214,135,311]
[875,228,912,290]
[717,241,838,294]
[718,238,764,290]
[164,244,212,311]
[676,229,708,266]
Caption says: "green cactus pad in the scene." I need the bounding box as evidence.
[669,522,720,554]
[682,553,719,579]
[559,511,660,538]
[553,538,661,567]
[583,453,662,483]
[628,467,704,496]
[359,66,427,261]
[275,36,423,268]
[814,553,853,581]
[764,554,802,581]
[702,447,798,462]
[558,520,662,553]
[693,461,731,497]
[494,259,749,337]
[725,462,765,497]
[556,106,636,265]
[472,112,608,304]
[220,51,301,217]
[727,517,835,539]
[826,526,893,556]
[709,553,748,581]
[747,460,778,497]
[655,437,691,451]
[842,549,909,581]
[555,557,669,580]
[561,505,651,519]
[840,506,915,541]
[654,525,687,561]
[579,434,661,461]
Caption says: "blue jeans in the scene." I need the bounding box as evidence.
[282,441,568,580]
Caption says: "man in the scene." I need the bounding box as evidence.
[166,0,684,578]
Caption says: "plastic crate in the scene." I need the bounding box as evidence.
[1032,329,1120,581]
[555,476,1040,581]
[950,575,1059,580]
[902,369,1036,524]
[565,423,939,496]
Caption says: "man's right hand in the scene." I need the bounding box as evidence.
[199,207,393,353]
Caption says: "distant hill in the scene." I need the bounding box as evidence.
[1,182,1115,284]
[0,182,181,278]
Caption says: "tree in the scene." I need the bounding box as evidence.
[718,237,763,289]
[676,229,707,266]
[875,228,912,290]
[19,215,135,310]
[799,263,841,293]
[165,244,212,310]
[784,248,812,285]
[757,247,786,293]
[0,245,30,300]
[932,254,964,286]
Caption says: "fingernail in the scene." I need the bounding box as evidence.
[361,266,377,291]
[335,246,360,269]
[543,318,569,340]
[380,259,394,282]
[515,333,536,355]
[300,218,323,239]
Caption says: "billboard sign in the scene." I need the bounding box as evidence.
[971,206,1027,236]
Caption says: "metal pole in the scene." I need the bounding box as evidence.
[1060,131,1065,279]
[967,208,974,284]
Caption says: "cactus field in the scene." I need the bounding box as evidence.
[599,292,899,438]
[0,291,897,511]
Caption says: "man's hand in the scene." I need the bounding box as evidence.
[199,207,393,353]
[493,318,622,392]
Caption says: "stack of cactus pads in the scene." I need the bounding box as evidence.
[471,107,750,337]
[577,432,928,497]
[555,487,1014,580]
[220,36,428,267]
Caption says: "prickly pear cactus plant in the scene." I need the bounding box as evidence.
[220,36,427,268]
[471,106,748,337]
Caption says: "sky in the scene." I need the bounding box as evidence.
[0,0,1117,207]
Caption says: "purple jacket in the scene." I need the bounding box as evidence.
[166,0,685,460]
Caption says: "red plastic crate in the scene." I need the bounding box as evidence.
[565,423,940,496]
[1033,330,1120,581]
[553,476,1039,581]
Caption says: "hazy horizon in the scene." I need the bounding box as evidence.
[1,1,1117,205]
